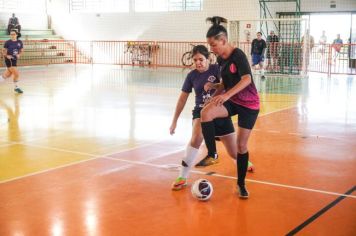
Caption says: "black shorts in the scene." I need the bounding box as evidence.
[223,100,259,130]
[192,108,235,137]
[5,58,17,67]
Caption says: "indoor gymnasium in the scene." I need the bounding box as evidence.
[0,0,355,235]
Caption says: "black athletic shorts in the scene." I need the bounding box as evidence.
[192,108,235,137]
[5,58,17,67]
[223,100,259,130]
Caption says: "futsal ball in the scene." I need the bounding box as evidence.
[191,179,213,201]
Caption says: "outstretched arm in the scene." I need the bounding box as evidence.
[170,92,189,135]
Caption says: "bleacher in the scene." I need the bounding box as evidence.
[0,29,62,41]
[0,29,91,66]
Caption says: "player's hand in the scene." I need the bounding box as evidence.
[211,94,229,106]
[204,82,215,92]
[16,54,20,59]
[6,55,12,59]
[203,96,212,106]
[169,122,177,135]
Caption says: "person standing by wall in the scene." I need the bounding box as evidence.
[251,32,267,79]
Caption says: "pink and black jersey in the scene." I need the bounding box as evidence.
[218,48,260,110]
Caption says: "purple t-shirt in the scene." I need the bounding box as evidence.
[4,40,23,60]
[182,64,220,109]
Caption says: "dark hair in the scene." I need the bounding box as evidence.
[206,16,228,39]
[10,30,21,39]
[257,32,262,35]
[192,45,210,59]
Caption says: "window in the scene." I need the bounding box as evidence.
[135,0,202,12]
[0,0,45,12]
[135,0,168,12]
[168,0,184,11]
[70,0,129,13]
[185,0,202,11]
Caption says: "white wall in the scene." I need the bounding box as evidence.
[49,0,260,41]
[0,12,48,30]
[266,0,356,16]
[0,0,47,30]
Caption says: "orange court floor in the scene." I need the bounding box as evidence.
[0,64,355,236]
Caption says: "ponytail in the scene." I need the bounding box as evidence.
[206,16,228,39]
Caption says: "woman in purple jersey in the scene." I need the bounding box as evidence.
[169,45,254,191]
[198,17,260,198]
[0,30,24,93]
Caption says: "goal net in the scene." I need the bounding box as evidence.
[228,18,309,76]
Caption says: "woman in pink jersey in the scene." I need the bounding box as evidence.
[198,17,260,199]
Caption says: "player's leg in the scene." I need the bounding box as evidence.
[172,115,203,190]
[0,69,11,82]
[251,54,259,73]
[11,63,23,94]
[235,105,259,198]
[259,57,265,79]
[1,59,13,81]
[195,103,229,167]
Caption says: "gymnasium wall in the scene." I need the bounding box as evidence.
[0,13,48,30]
[49,0,260,41]
[0,0,47,30]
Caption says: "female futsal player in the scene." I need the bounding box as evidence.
[198,17,260,198]
[0,30,24,94]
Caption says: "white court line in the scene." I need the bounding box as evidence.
[193,171,356,199]
[267,130,280,133]
[0,142,17,148]
[1,128,355,199]
[0,157,101,185]
[4,104,349,199]
[288,132,301,136]
[101,157,356,200]
[0,130,69,149]
[254,130,353,141]
[258,105,296,117]
[0,139,174,184]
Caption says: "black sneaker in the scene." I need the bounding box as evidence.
[14,87,23,94]
[195,154,219,168]
[238,185,249,199]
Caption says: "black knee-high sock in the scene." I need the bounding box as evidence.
[201,121,217,157]
[237,152,249,187]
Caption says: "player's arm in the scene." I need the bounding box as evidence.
[17,48,24,58]
[204,81,224,93]
[1,48,6,57]
[211,52,252,105]
[250,40,254,55]
[262,40,267,57]
[223,74,251,99]
[170,92,189,135]
[3,41,10,58]
[211,82,225,96]
[2,48,11,59]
